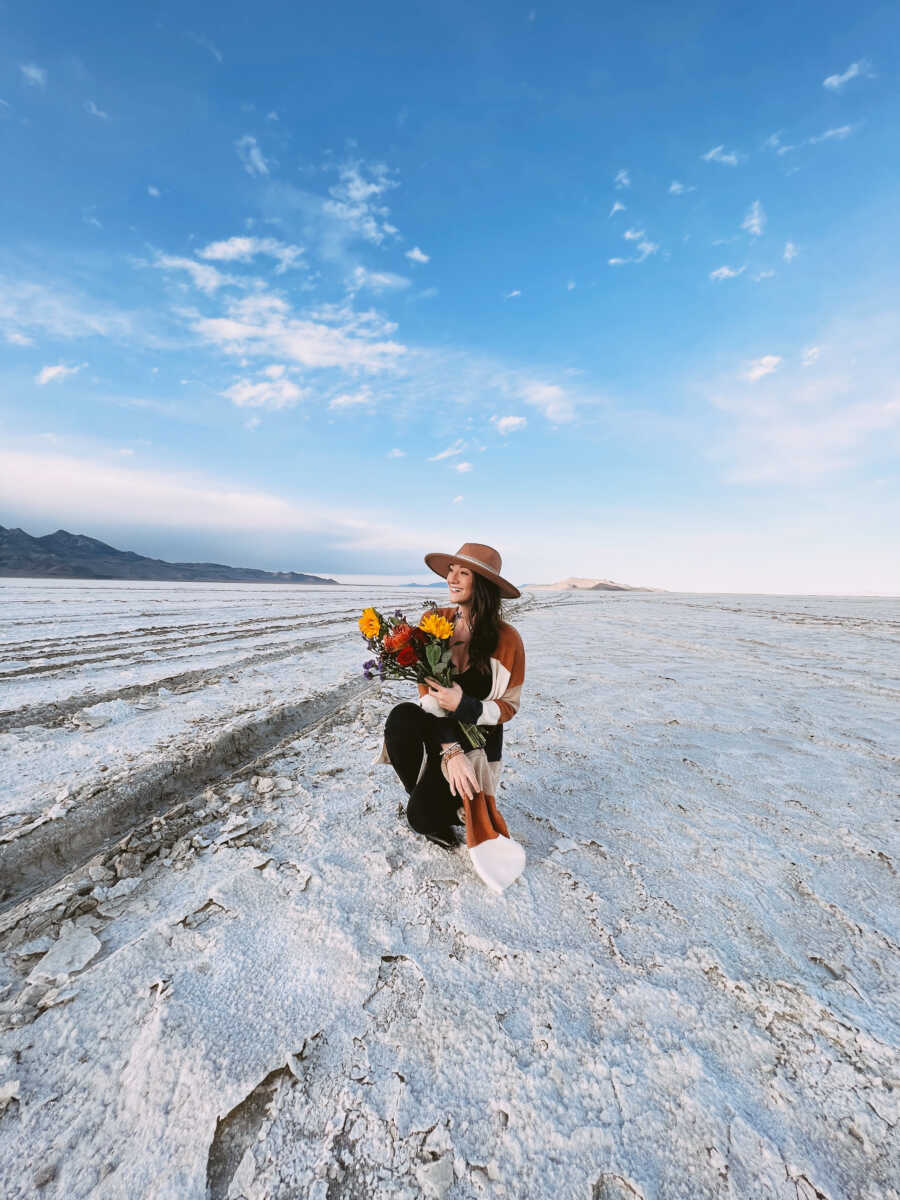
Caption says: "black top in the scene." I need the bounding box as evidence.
[428,662,503,763]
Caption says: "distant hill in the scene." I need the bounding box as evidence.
[523,575,664,593]
[0,526,340,585]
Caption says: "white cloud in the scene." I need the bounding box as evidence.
[752,270,776,282]
[235,135,270,177]
[493,415,527,434]
[35,363,86,385]
[608,257,628,266]
[155,254,231,294]
[743,355,781,382]
[0,277,133,341]
[454,461,473,473]
[244,416,261,431]
[823,60,873,91]
[701,145,741,166]
[519,381,575,423]
[405,246,430,264]
[428,439,466,461]
[322,159,399,245]
[668,181,694,195]
[6,330,34,346]
[783,241,798,262]
[634,240,659,262]
[609,201,626,216]
[623,228,645,241]
[710,265,745,281]
[387,447,406,457]
[741,200,766,237]
[147,185,160,197]
[614,168,631,189]
[802,346,822,367]
[329,388,374,410]
[187,290,406,372]
[199,236,304,274]
[504,289,521,299]
[808,124,855,145]
[222,375,303,410]
[706,314,900,484]
[84,100,110,120]
[349,266,410,293]
[452,495,463,503]
[20,64,47,88]
[187,32,223,63]
[267,111,279,121]
[567,280,575,291]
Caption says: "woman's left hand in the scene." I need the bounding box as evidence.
[424,677,463,712]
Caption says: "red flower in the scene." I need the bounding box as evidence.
[395,644,418,667]
[385,623,413,652]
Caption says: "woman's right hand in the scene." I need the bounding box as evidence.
[444,751,480,801]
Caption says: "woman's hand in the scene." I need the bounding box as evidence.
[424,677,463,712]
[444,751,480,801]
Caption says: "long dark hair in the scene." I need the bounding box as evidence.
[464,571,505,675]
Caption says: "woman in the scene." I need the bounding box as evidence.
[374,542,527,893]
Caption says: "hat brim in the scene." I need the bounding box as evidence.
[424,551,521,599]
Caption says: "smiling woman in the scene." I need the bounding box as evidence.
[375,542,528,894]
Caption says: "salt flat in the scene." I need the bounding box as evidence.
[0,581,897,1198]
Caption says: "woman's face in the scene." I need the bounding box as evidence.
[446,562,474,605]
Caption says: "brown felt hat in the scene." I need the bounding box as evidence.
[424,542,520,599]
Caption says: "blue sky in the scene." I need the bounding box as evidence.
[1,1,898,593]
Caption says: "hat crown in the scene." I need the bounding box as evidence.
[451,543,503,575]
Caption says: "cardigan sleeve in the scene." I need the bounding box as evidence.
[470,624,525,726]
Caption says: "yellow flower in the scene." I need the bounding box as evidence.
[418,612,454,640]
[358,608,381,638]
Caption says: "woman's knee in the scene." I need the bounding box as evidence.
[384,701,423,737]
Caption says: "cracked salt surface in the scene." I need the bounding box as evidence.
[0,581,898,1197]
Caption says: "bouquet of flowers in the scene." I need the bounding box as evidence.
[357,601,486,749]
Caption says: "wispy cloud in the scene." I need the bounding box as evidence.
[35,363,87,385]
[235,135,270,177]
[428,439,466,461]
[186,290,406,373]
[20,64,47,88]
[492,415,527,434]
[701,145,741,166]
[743,355,781,382]
[187,32,223,63]
[454,461,473,473]
[614,168,631,189]
[823,59,873,91]
[148,185,160,197]
[329,388,375,410]
[710,265,745,281]
[84,100,110,120]
[609,201,626,216]
[752,270,776,283]
[808,124,855,145]
[387,447,406,458]
[741,200,766,237]
[567,280,575,291]
[322,159,399,245]
[802,346,822,367]
[519,381,574,423]
[504,289,521,299]
[452,494,463,503]
[405,246,429,264]
[199,236,304,273]
[223,375,304,410]
[706,315,900,484]
[0,277,133,342]
[608,257,628,267]
[154,253,232,294]
[783,241,798,262]
[349,266,410,294]
[668,181,695,195]
[623,228,645,241]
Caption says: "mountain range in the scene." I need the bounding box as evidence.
[0,526,340,584]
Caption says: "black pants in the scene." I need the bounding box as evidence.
[383,702,464,838]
